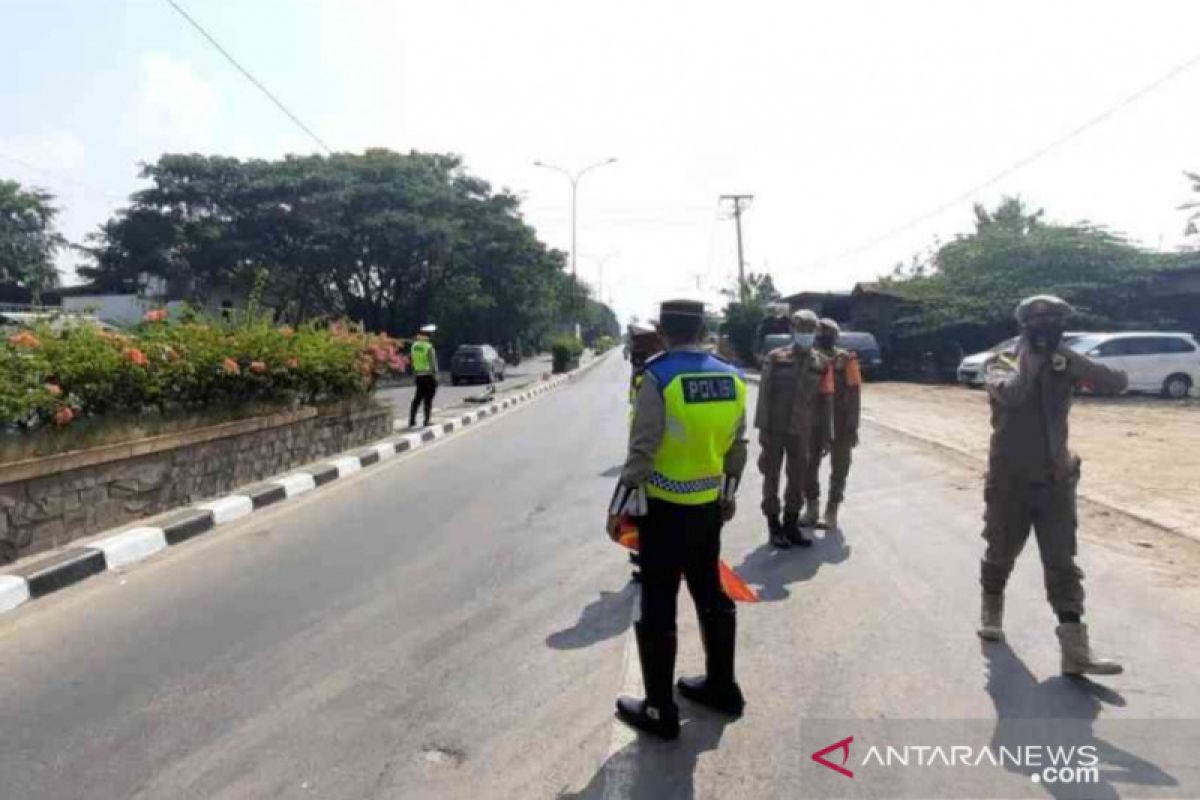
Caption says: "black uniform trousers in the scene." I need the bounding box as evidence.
[409,374,438,425]
[637,498,734,634]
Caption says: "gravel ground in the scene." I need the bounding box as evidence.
[860,382,1200,540]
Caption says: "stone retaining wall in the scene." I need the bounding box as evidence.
[0,404,393,564]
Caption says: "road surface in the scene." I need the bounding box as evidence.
[1,354,1198,799]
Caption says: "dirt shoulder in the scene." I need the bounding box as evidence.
[861,382,1200,541]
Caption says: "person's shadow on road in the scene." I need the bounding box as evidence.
[983,642,1176,799]
[546,584,638,650]
[731,526,851,602]
[558,708,733,799]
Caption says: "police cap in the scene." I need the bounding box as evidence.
[1014,295,1072,324]
[817,317,841,335]
[659,299,706,320]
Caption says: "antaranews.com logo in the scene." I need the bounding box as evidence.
[811,736,1100,787]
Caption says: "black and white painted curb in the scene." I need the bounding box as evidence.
[0,355,610,616]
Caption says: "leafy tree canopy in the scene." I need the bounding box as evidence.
[0,179,64,293]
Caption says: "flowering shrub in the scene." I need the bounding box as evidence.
[0,317,409,431]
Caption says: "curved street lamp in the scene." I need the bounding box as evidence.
[533,157,618,337]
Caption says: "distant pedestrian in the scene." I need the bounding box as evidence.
[409,324,439,428]
[624,321,666,583]
[608,299,748,739]
[802,318,862,531]
[978,295,1127,676]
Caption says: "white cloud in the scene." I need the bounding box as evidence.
[0,131,86,174]
[132,52,219,152]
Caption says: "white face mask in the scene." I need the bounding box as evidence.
[793,333,815,348]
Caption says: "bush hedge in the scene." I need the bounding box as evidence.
[551,336,584,373]
[1,315,406,431]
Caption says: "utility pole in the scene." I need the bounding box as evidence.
[720,194,754,304]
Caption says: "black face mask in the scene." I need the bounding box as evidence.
[816,335,836,350]
[1024,320,1064,353]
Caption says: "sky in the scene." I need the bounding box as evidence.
[3,0,1200,325]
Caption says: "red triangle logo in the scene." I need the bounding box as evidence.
[811,735,855,778]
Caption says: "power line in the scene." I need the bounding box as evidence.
[805,46,1200,270]
[163,0,333,154]
[0,150,126,202]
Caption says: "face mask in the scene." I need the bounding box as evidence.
[793,333,815,349]
[1024,320,1064,353]
[816,335,836,350]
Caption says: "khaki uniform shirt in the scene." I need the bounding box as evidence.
[754,344,832,442]
[985,344,1127,480]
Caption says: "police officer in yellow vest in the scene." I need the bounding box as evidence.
[408,324,439,428]
[606,299,748,739]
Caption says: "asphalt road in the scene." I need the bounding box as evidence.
[374,355,553,422]
[2,355,1198,799]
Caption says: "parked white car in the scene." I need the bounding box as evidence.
[1068,332,1200,398]
[957,333,1087,387]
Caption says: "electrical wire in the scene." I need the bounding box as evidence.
[804,46,1200,270]
[163,0,333,154]
[0,150,126,201]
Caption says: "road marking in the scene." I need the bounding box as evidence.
[274,473,317,498]
[91,527,168,569]
[602,603,642,799]
[196,496,254,525]
[330,456,363,477]
[0,574,30,613]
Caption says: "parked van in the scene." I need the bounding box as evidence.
[1068,332,1200,398]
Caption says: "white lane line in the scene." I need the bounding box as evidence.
[330,456,363,477]
[91,527,167,569]
[0,574,30,613]
[274,473,316,498]
[197,495,254,525]
[602,610,643,800]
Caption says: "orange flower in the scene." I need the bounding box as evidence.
[123,347,150,367]
[55,407,75,425]
[279,326,295,338]
[143,308,168,323]
[286,356,300,369]
[221,357,241,375]
[45,383,63,397]
[7,331,40,349]
[249,360,267,374]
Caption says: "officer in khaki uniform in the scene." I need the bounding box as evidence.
[755,310,832,549]
[978,295,1127,676]
[607,299,748,740]
[802,318,861,531]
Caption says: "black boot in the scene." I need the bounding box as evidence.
[629,552,641,583]
[783,511,812,548]
[767,514,791,549]
[678,608,745,716]
[616,624,680,739]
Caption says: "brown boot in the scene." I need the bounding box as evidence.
[1056,623,1123,676]
[977,592,1004,642]
[818,501,840,530]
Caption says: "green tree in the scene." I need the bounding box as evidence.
[0,180,64,293]
[721,272,780,364]
[881,197,1160,354]
[83,151,576,349]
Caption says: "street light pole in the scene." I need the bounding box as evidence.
[534,158,618,339]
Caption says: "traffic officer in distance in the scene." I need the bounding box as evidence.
[607,299,748,740]
[978,295,1127,676]
[408,324,439,429]
[624,320,665,582]
[754,309,832,548]
[802,318,862,531]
